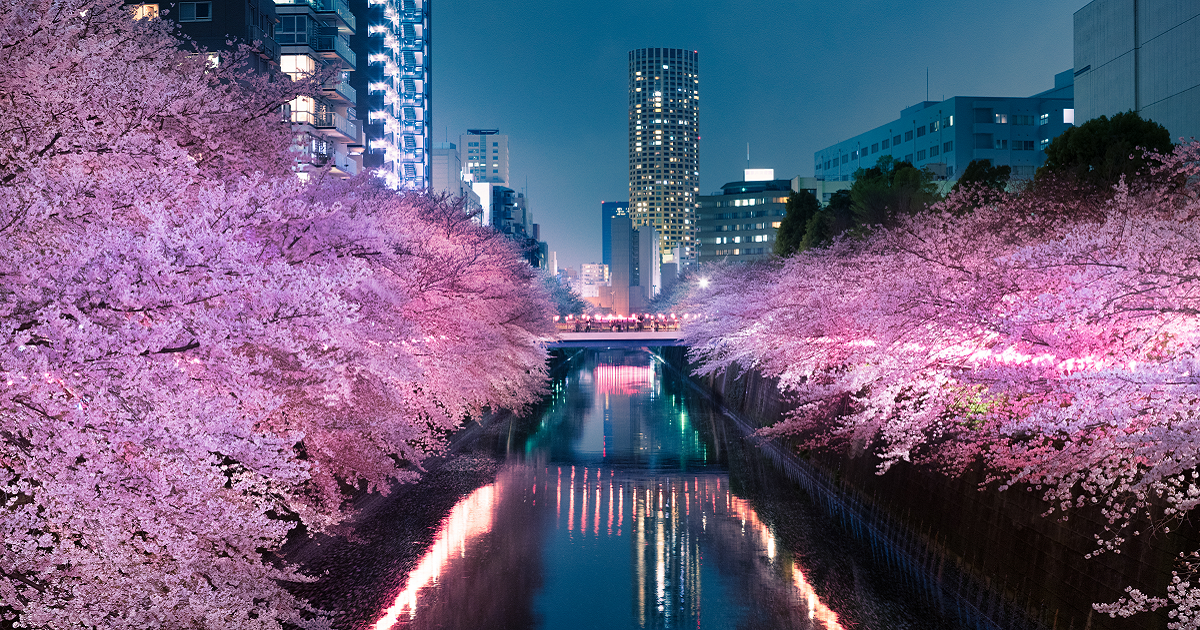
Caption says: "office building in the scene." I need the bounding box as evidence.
[628,47,699,263]
[1074,0,1200,141]
[356,0,430,189]
[696,171,851,264]
[601,201,629,268]
[815,71,1075,183]
[461,130,510,185]
[696,170,790,263]
[608,213,660,315]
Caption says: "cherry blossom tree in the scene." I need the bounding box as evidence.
[685,144,1200,628]
[0,1,554,628]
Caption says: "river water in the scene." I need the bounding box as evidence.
[357,348,964,630]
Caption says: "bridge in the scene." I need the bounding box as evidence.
[549,331,686,348]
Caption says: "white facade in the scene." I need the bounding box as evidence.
[460,132,510,186]
[1075,0,1200,141]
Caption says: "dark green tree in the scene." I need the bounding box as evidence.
[1036,110,1173,190]
[799,190,854,250]
[850,156,939,227]
[773,189,820,257]
[952,159,1011,193]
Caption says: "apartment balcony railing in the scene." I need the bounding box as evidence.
[248,25,280,63]
[323,77,357,104]
[314,110,359,143]
[316,0,355,33]
[314,34,356,69]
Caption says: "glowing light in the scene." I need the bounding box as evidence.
[372,484,499,629]
[698,277,710,289]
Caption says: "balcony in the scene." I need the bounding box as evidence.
[248,25,280,63]
[315,0,355,33]
[314,34,356,69]
[314,110,359,142]
[323,77,357,104]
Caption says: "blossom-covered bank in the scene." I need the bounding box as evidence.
[0,2,554,628]
[683,149,1200,629]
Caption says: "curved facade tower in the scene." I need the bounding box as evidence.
[627,48,699,263]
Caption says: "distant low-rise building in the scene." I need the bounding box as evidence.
[815,71,1075,183]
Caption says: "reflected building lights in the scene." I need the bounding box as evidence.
[371,483,499,630]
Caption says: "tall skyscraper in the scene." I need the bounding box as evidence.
[356,0,430,190]
[628,48,699,263]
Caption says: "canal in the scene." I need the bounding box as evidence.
[294,348,969,630]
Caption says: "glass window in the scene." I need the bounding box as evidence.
[994,113,1008,124]
[929,120,939,132]
[943,140,953,152]
[916,125,926,137]
[871,143,879,153]
[133,3,159,19]
[1039,113,1049,126]
[893,135,902,145]
[930,145,940,157]
[178,1,211,21]
[916,149,927,161]
[994,139,1008,149]
[881,139,890,149]
[277,15,309,43]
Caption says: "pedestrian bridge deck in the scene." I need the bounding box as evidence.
[549,331,685,348]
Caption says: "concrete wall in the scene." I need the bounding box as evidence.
[1075,0,1200,141]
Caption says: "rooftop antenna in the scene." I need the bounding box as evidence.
[926,68,929,102]
[746,142,750,170]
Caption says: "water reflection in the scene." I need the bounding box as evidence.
[369,350,854,629]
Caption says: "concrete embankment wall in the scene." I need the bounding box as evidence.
[658,346,1195,630]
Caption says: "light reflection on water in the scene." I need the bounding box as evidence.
[371,350,848,630]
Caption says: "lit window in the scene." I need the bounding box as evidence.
[177,1,211,21]
[132,3,158,19]
[994,113,1008,124]
[1039,113,1049,126]
[1064,108,1075,124]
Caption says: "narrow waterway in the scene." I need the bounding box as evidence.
[302,348,969,630]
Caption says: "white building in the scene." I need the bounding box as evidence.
[460,130,510,186]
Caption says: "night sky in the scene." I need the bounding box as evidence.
[433,0,1088,272]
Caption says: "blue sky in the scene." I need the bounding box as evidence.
[433,0,1089,271]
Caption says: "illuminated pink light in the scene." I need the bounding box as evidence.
[372,483,498,630]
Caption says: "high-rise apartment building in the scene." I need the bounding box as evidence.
[627,48,699,263]
[460,130,510,185]
[356,0,430,190]
[276,0,362,177]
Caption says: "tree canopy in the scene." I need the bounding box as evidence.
[0,1,554,627]
[850,156,940,228]
[773,190,820,257]
[1037,110,1174,190]
[952,159,1011,193]
[684,142,1200,627]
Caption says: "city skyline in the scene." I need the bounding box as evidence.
[434,0,1083,272]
